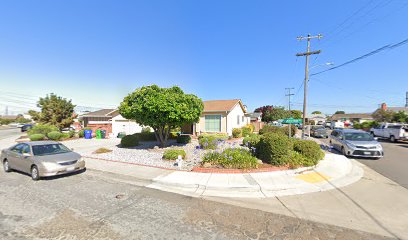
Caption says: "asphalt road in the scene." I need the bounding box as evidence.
[0,127,22,141]
[320,138,408,189]
[0,169,389,240]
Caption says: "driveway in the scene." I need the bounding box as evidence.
[0,168,390,240]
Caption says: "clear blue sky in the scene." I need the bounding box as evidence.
[1,0,407,115]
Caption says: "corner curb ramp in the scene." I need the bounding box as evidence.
[147,153,364,198]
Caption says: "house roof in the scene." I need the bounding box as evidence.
[387,107,408,113]
[203,99,246,113]
[331,113,373,121]
[81,109,118,117]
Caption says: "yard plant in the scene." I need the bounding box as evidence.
[28,124,59,136]
[198,134,228,150]
[202,148,258,169]
[120,134,139,147]
[29,134,46,141]
[47,131,62,140]
[232,128,242,138]
[163,149,186,160]
[176,135,191,144]
[119,85,203,147]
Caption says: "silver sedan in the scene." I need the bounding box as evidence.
[1,141,85,180]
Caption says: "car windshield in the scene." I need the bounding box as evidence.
[32,144,71,156]
[344,132,374,141]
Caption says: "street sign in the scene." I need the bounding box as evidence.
[282,118,302,124]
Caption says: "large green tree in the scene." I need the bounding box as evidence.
[119,85,203,147]
[392,111,408,123]
[290,110,303,119]
[266,107,291,122]
[334,110,345,114]
[372,109,394,122]
[29,93,75,129]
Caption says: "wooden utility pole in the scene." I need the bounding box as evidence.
[285,88,294,138]
[296,34,322,139]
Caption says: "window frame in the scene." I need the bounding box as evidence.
[205,114,222,132]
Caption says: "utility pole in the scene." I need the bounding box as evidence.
[296,34,322,139]
[286,88,294,138]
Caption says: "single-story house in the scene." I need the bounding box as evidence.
[80,109,144,137]
[182,99,251,136]
[379,103,408,114]
[331,113,374,124]
[248,112,262,122]
[306,113,327,125]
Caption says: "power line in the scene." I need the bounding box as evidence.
[311,37,408,76]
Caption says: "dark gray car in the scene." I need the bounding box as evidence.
[310,125,329,138]
[1,141,85,180]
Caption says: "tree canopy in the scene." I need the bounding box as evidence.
[334,111,345,114]
[119,85,203,147]
[29,93,75,129]
[372,109,394,122]
[255,105,302,122]
[254,105,273,122]
[312,111,322,114]
[290,110,303,119]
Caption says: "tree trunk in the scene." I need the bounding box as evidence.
[154,126,170,148]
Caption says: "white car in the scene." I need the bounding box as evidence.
[370,123,408,142]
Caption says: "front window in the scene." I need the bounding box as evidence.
[32,144,72,156]
[205,115,221,132]
[345,132,374,141]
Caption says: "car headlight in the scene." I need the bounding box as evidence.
[377,144,383,150]
[41,162,59,169]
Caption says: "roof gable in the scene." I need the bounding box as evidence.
[203,99,246,113]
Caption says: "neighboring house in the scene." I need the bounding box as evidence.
[331,113,374,124]
[80,109,144,137]
[306,113,327,125]
[182,99,251,136]
[379,103,408,114]
[248,112,262,122]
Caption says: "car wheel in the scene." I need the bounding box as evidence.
[31,166,40,181]
[3,160,11,172]
[341,147,348,157]
[390,135,396,143]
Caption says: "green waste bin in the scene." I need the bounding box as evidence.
[96,129,102,139]
[100,130,106,139]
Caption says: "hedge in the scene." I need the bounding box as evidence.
[293,139,325,163]
[176,135,191,144]
[202,148,258,169]
[256,133,293,165]
[30,134,46,141]
[47,131,62,140]
[120,134,139,147]
[163,149,186,160]
[28,124,59,136]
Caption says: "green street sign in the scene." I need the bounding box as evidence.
[282,118,302,124]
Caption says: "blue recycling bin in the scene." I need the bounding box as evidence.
[84,129,92,139]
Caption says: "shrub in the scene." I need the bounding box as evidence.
[232,128,242,138]
[141,127,151,133]
[68,130,75,138]
[176,135,191,144]
[202,148,258,169]
[241,125,253,137]
[28,124,59,136]
[94,147,112,154]
[163,149,186,160]
[169,132,178,139]
[293,139,325,163]
[198,134,228,150]
[257,133,292,165]
[78,130,85,138]
[30,134,46,141]
[243,133,261,153]
[282,125,297,137]
[121,134,139,147]
[134,132,157,141]
[60,132,70,140]
[47,131,62,140]
[259,125,282,135]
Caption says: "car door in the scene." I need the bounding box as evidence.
[19,144,33,173]
[7,144,24,171]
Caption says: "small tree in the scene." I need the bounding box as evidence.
[312,111,322,114]
[392,111,408,123]
[372,109,394,122]
[290,110,303,119]
[119,85,203,147]
[254,105,273,122]
[266,107,291,122]
[334,110,345,114]
[29,93,75,129]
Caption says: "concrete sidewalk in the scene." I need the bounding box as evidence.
[84,152,363,198]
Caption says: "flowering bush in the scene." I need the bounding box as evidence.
[232,128,242,138]
[202,148,258,169]
[198,134,228,150]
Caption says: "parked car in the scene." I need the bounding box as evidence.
[329,129,383,159]
[331,121,344,129]
[1,141,85,180]
[21,124,33,132]
[370,123,408,143]
[310,125,329,138]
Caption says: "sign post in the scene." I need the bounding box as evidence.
[281,118,303,138]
